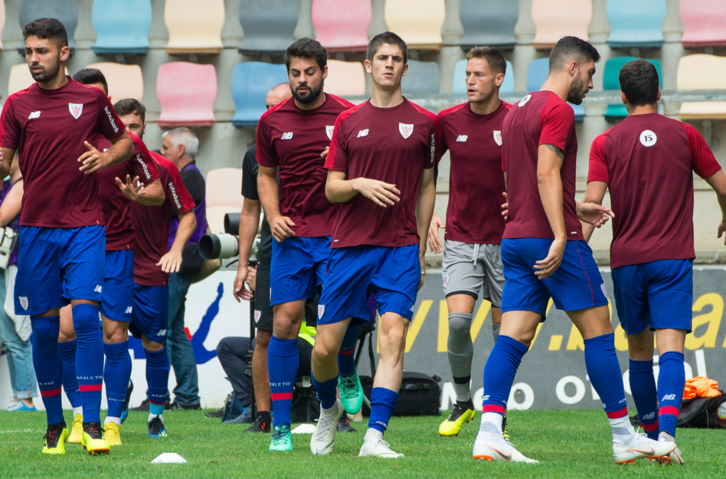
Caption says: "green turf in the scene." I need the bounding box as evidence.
[0,409,722,478]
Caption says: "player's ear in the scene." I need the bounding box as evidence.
[364,59,372,74]
[402,62,409,77]
[322,64,328,82]
[495,72,504,88]
[568,60,578,77]
[60,44,70,62]
[656,87,662,102]
[620,91,627,106]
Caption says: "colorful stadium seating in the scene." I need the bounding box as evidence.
[86,62,144,102]
[7,63,70,96]
[91,0,152,54]
[384,0,445,51]
[452,59,514,94]
[231,62,288,127]
[603,57,662,122]
[156,62,217,128]
[0,0,6,52]
[206,168,245,233]
[679,0,726,49]
[606,0,665,49]
[325,60,366,97]
[402,60,440,94]
[164,0,224,55]
[459,0,518,51]
[238,0,298,55]
[312,0,371,52]
[677,54,726,120]
[527,58,584,122]
[531,0,592,51]
[19,0,78,51]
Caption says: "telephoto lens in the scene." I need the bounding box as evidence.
[199,233,239,260]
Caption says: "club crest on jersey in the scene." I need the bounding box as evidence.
[254,310,261,323]
[493,130,502,146]
[326,125,335,140]
[399,123,414,139]
[318,304,325,319]
[68,103,83,119]
[518,94,532,107]
[19,296,28,311]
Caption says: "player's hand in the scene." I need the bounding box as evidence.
[419,271,426,291]
[157,249,183,274]
[78,141,111,174]
[353,178,400,207]
[427,213,445,253]
[501,192,509,220]
[115,175,146,201]
[233,266,254,302]
[534,237,566,280]
[321,147,330,159]
[718,221,726,245]
[270,215,296,242]
[577,202,614,228]
[245,265,257,292]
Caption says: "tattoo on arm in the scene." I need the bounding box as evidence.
[545,144,564,159]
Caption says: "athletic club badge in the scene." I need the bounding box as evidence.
[318,304,325,319]
[399,123,414,139]
[68,103,83,119]
[19,296,28,311]
[326,125,335,140]
[254,310,261,323]
[493,130,502,146]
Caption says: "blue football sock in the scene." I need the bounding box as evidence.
[312,375,338,410]
[338,325,360,377]
[658,351,685,438]
[481,335,528,415]
[57,339,82,409]
[584,333,629,418]
[31,316,64,425]
[368,387,399,434]
[144,346,170,416]
[73,304,104,424]
[267,336,299,428]
[104,341,132,419]
[629,359,659,439]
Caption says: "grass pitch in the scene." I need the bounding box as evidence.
[0,409,722,478]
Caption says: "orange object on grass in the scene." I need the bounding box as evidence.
[683,376,721,400]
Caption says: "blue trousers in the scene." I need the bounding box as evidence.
[0,272,37,399]
[167,272,200,405]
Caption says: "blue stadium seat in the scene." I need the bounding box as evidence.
[453,59,514,94]
[402,61,440,95]
[606,0,666,49]
[91,0,151,54]
[19,0,78,51]
[238,0,298,55]
[603,57,662,121]
[459,0,518,51]
[527,58,584,122]
[231,62,289,127]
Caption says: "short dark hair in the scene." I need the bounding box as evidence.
[72,68,108,95]
[549,36,600,72]
[367,32,408,65]
[23,18,68,47]
[466,46,507,75]
[619,59,659,107]
[114,98,147,123]
[284,38,328,72]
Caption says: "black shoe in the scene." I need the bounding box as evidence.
[170,401,201,411]
[244,412,272,433]
[82,422,105,440]
[134,397,173,412]
[337,414,356,432]
[205,407,224,418]
[120,380,134,424]
[148,415,168,438]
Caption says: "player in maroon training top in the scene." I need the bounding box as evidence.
[429,47,510,437]
[582,60,726,465]
[474,37,675,464]
[0,19,134,455]
[312,32,437,458]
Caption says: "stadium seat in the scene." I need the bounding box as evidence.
[312,0,371,52]
[164,0,224,55]
[325,60,365,97]
[677,54,726,120]
[527,58,584,122]
[459,0,518,51]
[602,57,662,122]
[206,168,244,234]
[85,62,144,102]
[7,63,70,96]
[0,0,5,52]
[679,0,726,49]
[156,62,217,128]
[452,59,514,95]
[402,60,440,95]
[384,0,445,51]
[231,62,289,127]
[238,0,298,55]
[531,0,592,51]
[606,0,665,49]
[91,0,152,54]
[19,0,78,51]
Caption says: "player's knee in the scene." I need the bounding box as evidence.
[58,329,76,342]
[142,337,165,352]
[216,337,234,356]
[380,323,408,352]
[312,341,338,363]
[103,326,129,344]
[448,313,473,339]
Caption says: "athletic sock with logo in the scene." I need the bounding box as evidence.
[629,359,659,439]
[267,335,298,427]
[144,346,170,416]
[337,324,360,377]
[57,339,82,409]
[658,351,685,438]
[73,304,104,424]
[481,335,528,428]
[312,375,338,410]
[104,341,132,420]
[368,387,399,434]
[31,316,64,424]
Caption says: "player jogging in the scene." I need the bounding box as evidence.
[0,18,134,455]
[472,37,676,464]
[582,59,726,465]
[311,31,438,458]
[430,46,510,437]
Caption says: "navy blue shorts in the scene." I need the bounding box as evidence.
[612,259,693,335]
[318,244,420,325]
[270,236,329,307]
[129,284,169,344]
[15,225,105,316]
[501,238,608,316]
[100,250,134,322]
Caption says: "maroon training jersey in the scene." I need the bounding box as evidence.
[325,99,440,248]
[132,152,195,286]
[0,78,125,228]
[98,133,159,251]
[257,94,354,237]
[502,91,584,241]
[438,101,510,244]
[588,114,721,269]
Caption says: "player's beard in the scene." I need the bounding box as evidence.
[292,82,323,105]
[567,74,588,105]
[29,56,61,83]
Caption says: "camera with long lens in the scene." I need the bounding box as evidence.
[199,213,241,260]
[0,226,18,270]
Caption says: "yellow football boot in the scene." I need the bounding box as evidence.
[81,422,111,455]
[439,400,476,436]
[42,423,69,455]
[103,421,122,446]
[68,413,83,444]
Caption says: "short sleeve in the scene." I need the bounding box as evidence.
[0,97,20,150]
[128,133,159,185]
[166,164,196,215]
[425,117,441,169]
[256,114,278,168]
[242,147,259,199]
[539,99,574,151]
[587,134,610,183]
[436,113,449,158]
[96,92,125,141]
[325,114,349,173]
[683,123,722,179]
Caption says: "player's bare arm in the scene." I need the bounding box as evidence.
[157,209,196,274]
[535,143,567,279]
[0,147,15,178]
[417,168,436,288]
[578,181,615,242]
[705,169,726,244]
[233,197,262,302]
[325,170,401,206]
[78,130,133,174]
[258,164,295,242]
[427,212,445,254]
[115,176,165,206]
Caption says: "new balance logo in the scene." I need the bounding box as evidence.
[456,135,468,142]
[28,111,41,119]
[94,285,103,293]
[125,306,133,314]
[157,329,167,336]
[357,129,369,138]
[281,132,293,140]
[642,412,656,420]
[662,394,676,401]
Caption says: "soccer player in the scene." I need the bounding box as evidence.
[256,38,359,452]
[471,37,675,464]
[430,46,510,437]
[0,18,134,455]
[582,59,726,465]
[311,31,438,458]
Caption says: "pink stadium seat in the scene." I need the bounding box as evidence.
[532,0,592,50]
[312,0,371,52]
[86,62,144,102]
[679,0,726,48]
[325,60,366,96]
[156,62,217,128]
